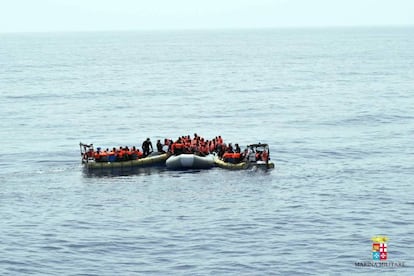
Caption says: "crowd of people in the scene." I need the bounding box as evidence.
[82,133,269,164]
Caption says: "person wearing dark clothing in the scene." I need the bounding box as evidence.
[142,138,153,157]
[235,143,241,153]
[227,143,234,153]
[156,139,164,153]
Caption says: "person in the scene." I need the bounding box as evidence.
[248,146,256,162]
[156,139,164,153]
[262,150,269,163]
[227,143,234,153]
[142,138,153,157]
[235,143,241,153]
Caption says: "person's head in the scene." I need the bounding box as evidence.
[146,138,150,141]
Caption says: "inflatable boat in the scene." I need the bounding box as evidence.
[83,152,169,171]
[166,154,214,170]
[214,143,275,170]
[79,143,170,171]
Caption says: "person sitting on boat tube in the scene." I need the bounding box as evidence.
[142,138,153,157]
[227,143,234,153]
[94,147,102,162]
[235,144,241,154]
[171,140,184,155]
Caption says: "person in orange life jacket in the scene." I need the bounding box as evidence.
[191,138,197,147]
[116,147,125,161]
[131,146,138,160]
[170,138,179,154]
[107,147,116,162]
[222,152,235,163]
[262,150,269,163]
[173,141,184,155]
[201,140,209,155]
[125,146,132,160]
[183,141,192,153]
[233,152,241,163]
[121,147,127,161]
[133,146,143,158]
[209,140,215,153]
[86,148,94,159]
[224,152,241,164]
[99,149,108,162]
[94,147,102,161]
[142,138,153,157]
[121,146,129,161]
[255,151,262,161]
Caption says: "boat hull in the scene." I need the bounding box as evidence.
[166,154,214,169]
[214,157,275,170]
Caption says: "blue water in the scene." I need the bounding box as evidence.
[1,27,413,275]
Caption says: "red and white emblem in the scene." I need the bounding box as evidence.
[380,243,387,252]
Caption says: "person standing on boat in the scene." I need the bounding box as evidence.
[142,138,153,157]
[156,139,165,153]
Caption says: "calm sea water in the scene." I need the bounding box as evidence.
[1,27,413,275]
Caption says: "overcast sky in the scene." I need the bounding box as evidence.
[1,0,413,32]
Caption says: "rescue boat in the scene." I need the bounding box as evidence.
[214,143,275,170]
[166,154,214,170]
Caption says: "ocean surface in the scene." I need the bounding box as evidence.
[0,27,413,275]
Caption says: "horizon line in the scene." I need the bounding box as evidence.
[0,24,412,35]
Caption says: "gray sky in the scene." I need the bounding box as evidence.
[1,0,413,32]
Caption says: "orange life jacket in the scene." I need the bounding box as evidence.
[223,152,233,159]
[262,151,269,161]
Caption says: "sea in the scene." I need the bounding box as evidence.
[0,27,413,275]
